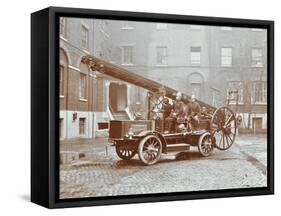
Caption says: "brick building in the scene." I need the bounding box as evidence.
[59,17,98,140]
[208,26,267,132]
[101,21,267,132]
[60,18,267,140]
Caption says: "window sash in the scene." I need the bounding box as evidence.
[252,49,263,66]
[79,74,87,99]
[221,48,232,67]
[252,82,267,103]
[60,17,66,36]
[122,46,133,64]
[190,47,201,65]
[156,47,167,65]
[59,66,64,96]
[227,82,243,103]
[82,26,89,49]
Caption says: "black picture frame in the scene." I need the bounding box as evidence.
[31,6,274,208]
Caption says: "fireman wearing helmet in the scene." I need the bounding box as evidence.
[171,92,188,132]
[187,94,201,130]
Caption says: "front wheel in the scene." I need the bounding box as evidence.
[138,135,162,165]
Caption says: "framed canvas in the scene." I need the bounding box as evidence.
[31,7,274,208]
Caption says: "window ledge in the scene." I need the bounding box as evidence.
[121,27,134,30]
[156,64,168,67]
[79,98,88,102]
[60,35,68,42]
[121,63,134,66]
[251,65,264,68]
[253,102,267,105]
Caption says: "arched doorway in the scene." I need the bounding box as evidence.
[189,72,204,100]
[109,82,128,112]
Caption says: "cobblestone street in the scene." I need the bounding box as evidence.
[59,134,267,199]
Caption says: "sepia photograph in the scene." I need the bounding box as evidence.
[58,17,268,199]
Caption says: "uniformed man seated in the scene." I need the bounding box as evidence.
[162,97,173,133]
[171,92,189,133]
[187,94,201,131]
[200,106,212,120]
[152,86,171,132]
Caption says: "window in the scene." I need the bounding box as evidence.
[226,88,243,103]
[121,22,134,30]
[59,65,64,96]
[221,47,232,67]
[79,118,86,135]
[252,48,263,67]
[79,73,87,99]
[60,17,66,37]
[221,27,232,31]
[190,46,201,65]
[122,46,133,65]
[212,91,220,107]
[252,117,263,130]
[81,25,89,50]
[156,46,168,65]
[59,118,63,139]
[156,23,167,29]
[227,82,243,104]
[252,81,267,103]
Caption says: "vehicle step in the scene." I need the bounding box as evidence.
[166,143,191,152]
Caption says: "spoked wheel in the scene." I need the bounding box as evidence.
[198,132,214,157]
[138,135,162,165]
[116,142,137,160]
[211,106,237,150]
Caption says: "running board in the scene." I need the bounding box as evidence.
[166,143,191,152]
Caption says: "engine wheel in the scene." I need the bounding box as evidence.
[116,142,137,160]
[211,106,237,150]
[198,132,214,157]
[138,135,162,165]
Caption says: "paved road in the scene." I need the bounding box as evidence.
[59,134,267,199]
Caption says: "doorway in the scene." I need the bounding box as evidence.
[109,82,128,112]
[191,83,202,99]
[252,117,262,130]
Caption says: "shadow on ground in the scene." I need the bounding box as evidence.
[112,152,203,168]
[18,194,30,202]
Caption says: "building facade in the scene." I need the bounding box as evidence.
[60,18,267,141]
[208,26,267,132]
[101,21,267,132]
[59,17,98,140]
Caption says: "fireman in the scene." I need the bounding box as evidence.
[187,94,201,130]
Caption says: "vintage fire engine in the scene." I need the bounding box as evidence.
[82,55,237,165]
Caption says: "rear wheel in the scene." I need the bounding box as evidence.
[211,106,237,150]
[116,142,137,160]
[138,135,162,165]
[198,132,214,157]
